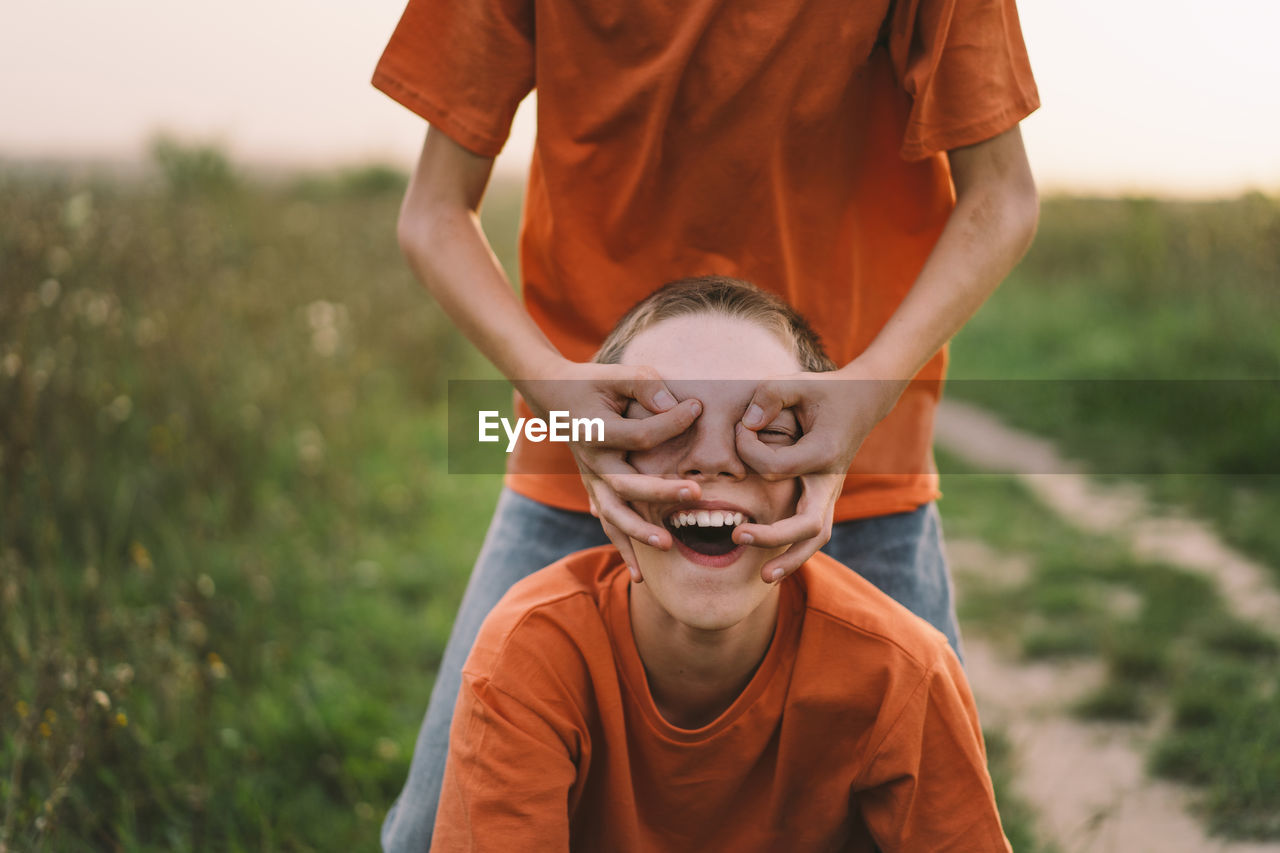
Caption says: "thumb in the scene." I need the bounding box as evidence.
[741,378,795,430]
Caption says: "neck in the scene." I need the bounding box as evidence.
[628,585,781,730]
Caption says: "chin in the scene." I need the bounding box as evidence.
[638,547,777,632]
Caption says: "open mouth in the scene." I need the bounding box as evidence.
[664,508,752,557]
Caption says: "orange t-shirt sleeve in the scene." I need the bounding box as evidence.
[855,646,1011,852]
[372,0,535,157]
[433,673,575,851]
[888,0,1040,160]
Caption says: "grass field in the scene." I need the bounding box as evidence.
[945,194,1280,573]
[1,150,507,849]
[2,147,1276,848]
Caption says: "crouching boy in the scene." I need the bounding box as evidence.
[433,277,1009,851]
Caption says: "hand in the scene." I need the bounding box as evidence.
[516,360,703,580]
[732,362,908,583]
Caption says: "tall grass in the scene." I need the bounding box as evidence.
[0,150,510,849]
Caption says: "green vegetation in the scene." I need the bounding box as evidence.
[947,194,1280,574]
[4,148,1277,848]
[0,151,514,849]
[940,450,1280,839]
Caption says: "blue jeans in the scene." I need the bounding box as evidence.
[381,488,960,852]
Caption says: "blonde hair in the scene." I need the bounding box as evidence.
[594,276,835,372]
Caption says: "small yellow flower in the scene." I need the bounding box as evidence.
[207,652,228,680]
[129,542,153,572]
[15,700,29,719]
[39,722,52,738]
[44,708,57,724]
[114,712,128,728]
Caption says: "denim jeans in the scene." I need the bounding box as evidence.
[381,488,960,852]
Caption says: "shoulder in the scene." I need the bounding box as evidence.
[465,545,625,691]
[795,551,953,677]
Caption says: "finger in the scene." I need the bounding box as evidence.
[623,367,680,414]
[733,508,825,550]
[600,398,702,450]
[740,378,803,429]
[601,517,644,582]
[759,532,828,583]
[592,481,672,550]
[733,472,840,546]
[735,423,841,478]
[590,452,702,504]
[601,472,701,505]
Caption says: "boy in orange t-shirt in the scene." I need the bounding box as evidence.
[432,278,1010,852]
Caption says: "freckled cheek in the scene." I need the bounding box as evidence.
[627,444,684,478]
[765,480,802,520]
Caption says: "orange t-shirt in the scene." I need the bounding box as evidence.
[374,0,1039,521]
[433,547,1010,852]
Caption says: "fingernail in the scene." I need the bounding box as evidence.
[654,390,677,410]
[689,400,702,416]
[678,488,691,501]
[627,565,640,582]
[738,532,754,545]
[648,534,660,547]
[770,569,785,582]
[743,404,764,428]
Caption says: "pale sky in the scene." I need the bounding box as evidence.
[2,0,1278,196]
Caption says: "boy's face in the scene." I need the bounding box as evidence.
[620,313,802,631]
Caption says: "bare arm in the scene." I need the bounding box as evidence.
[857,125,1039,380]
[396,128,704,573]
[396,128,561,381]
[736,126,1039,581]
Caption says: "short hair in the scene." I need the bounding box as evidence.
[594,275,836,372]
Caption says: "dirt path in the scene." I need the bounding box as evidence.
[936,398,1280,631]
[934,400,1280,851]
[962,628,1280,853]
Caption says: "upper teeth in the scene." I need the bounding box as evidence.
[669,510,745,528]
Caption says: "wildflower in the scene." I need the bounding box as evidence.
[38,278,61,307]
[207,652,228,680]
[112,662,135,685]
[106,395,132,423]
[44,708,57,723]
[39,722,52,738]
[63,191,93,231]
[114,712,128,727]
[129,542,153,573]
[93,690,111,710]
[15,700,29,719]
[295,426,325,471]
[375,737,400,761]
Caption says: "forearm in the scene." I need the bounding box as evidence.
[397,129,566,384]
[856,127,1039,383]
[400,206,564,381]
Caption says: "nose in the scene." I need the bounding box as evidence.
[677,416,747,482]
